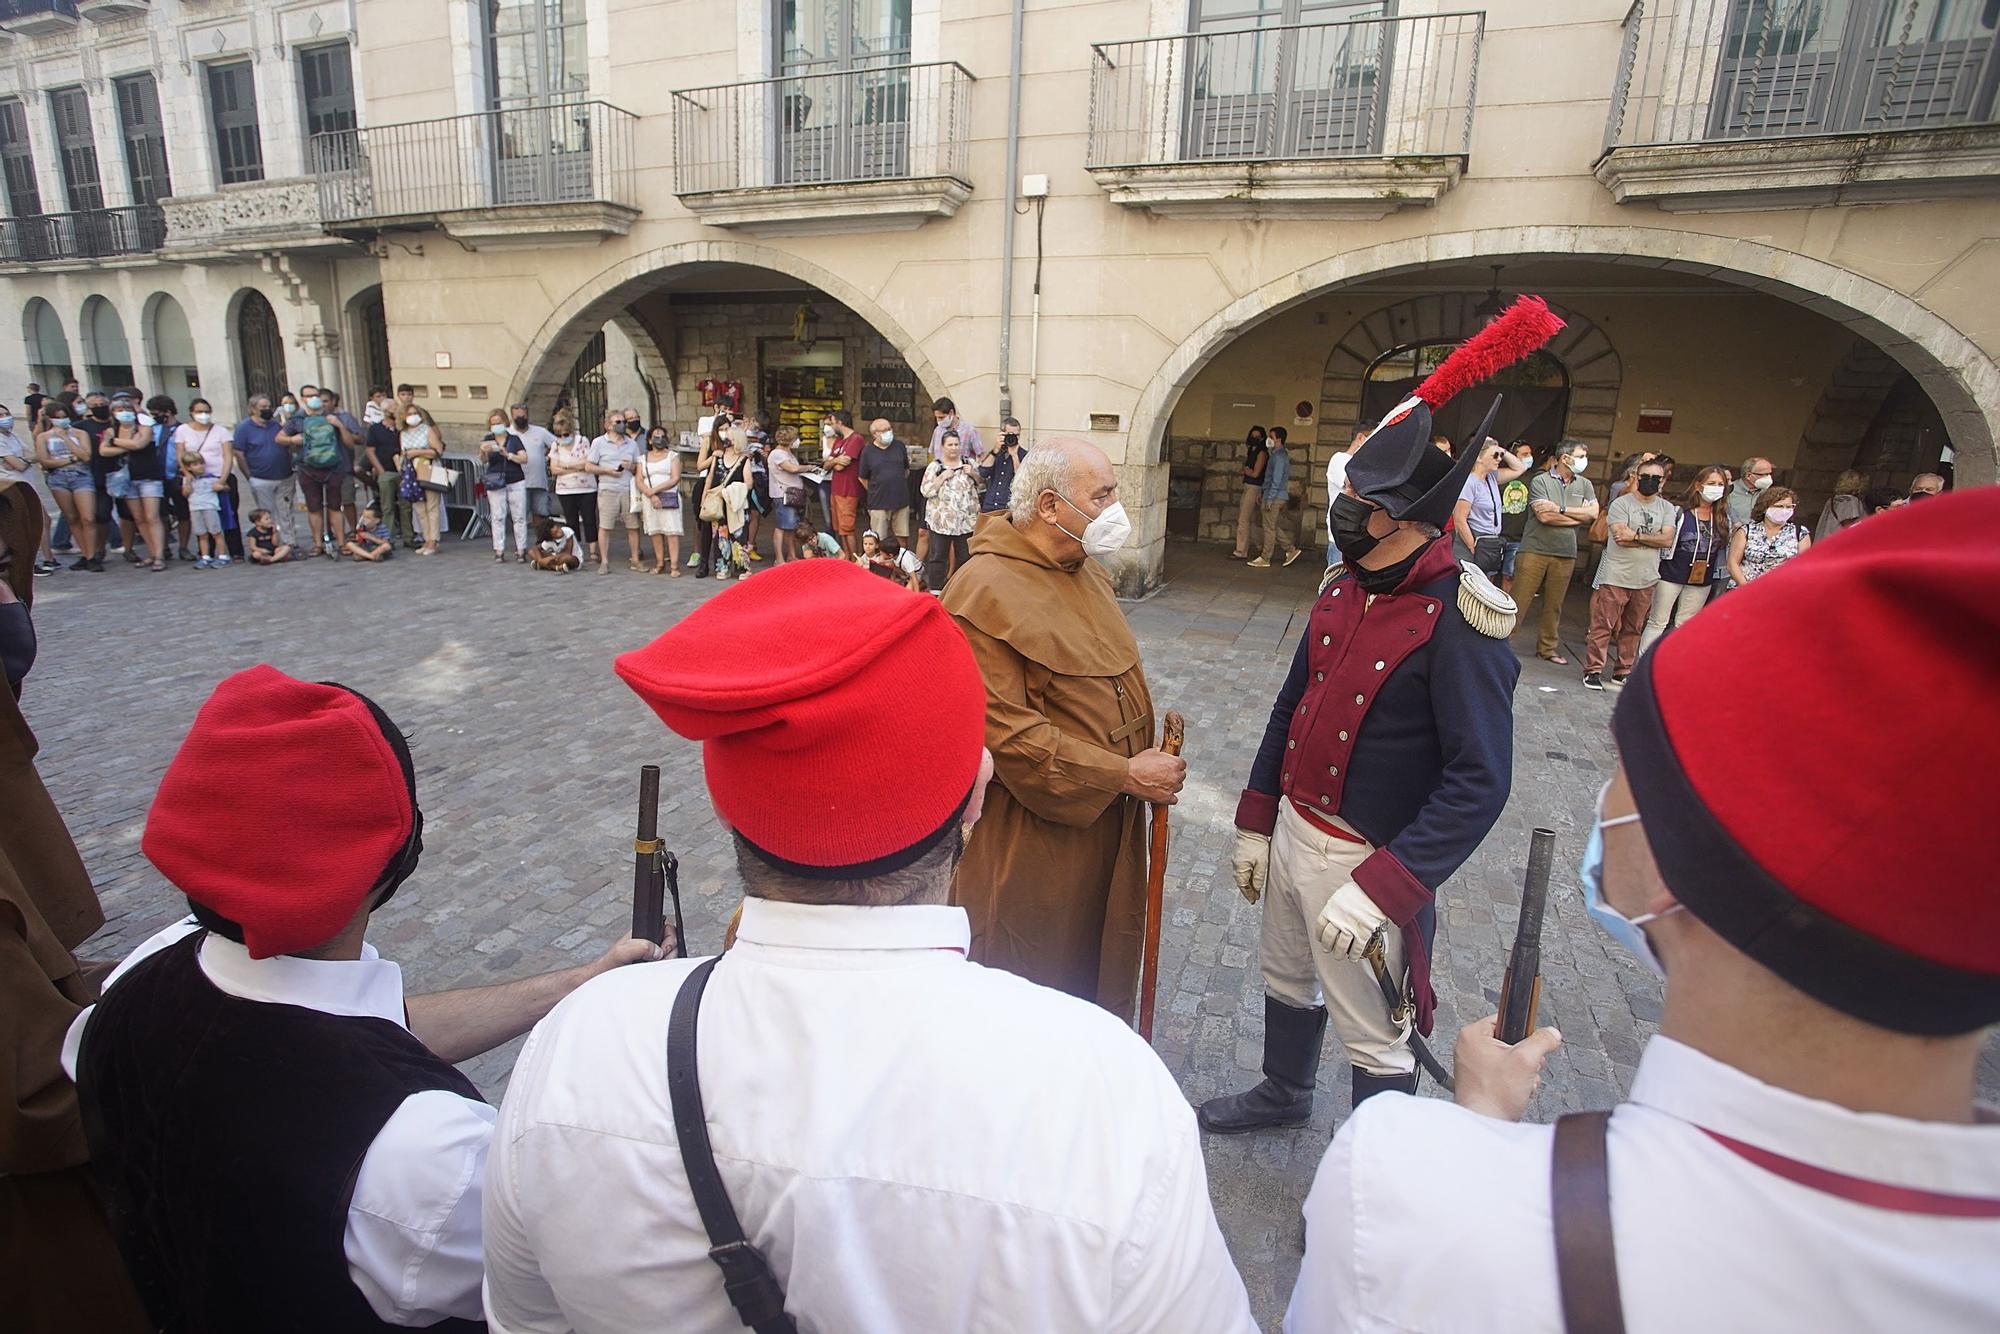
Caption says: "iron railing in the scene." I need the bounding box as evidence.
[1087,12,1484,169]
[1606,0,2000,150]
[0,205,164,262]
[672,61,975,194]
[310,100,638,224]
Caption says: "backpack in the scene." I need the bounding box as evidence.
[301,416,340,469]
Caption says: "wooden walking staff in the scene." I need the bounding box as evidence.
[1137,710,1185,1041]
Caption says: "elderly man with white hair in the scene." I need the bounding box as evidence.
[939,437,1186,1020]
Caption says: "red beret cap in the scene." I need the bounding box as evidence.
[1614,488,2000,1034]
[615,560,984,876]
[142,665,414,959]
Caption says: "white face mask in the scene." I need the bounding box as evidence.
[1752,474,1774,491]
[364,404,384,425]
[193,411,212,425]
[405,414,423,428]
[881,430,894,444]
[492,425,508,438]
[1700,483,1726,503]
[1764,506,1795,525]
[1567,453,1588,474]
[1054,492,1132,561]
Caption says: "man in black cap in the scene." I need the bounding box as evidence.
[1199,300,1560,1132]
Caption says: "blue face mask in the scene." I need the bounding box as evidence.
[115,410,136,424]
[1579,781,1678,975]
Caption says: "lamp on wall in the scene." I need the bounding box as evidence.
[1472,265,1507,325]
[793,300,820,352]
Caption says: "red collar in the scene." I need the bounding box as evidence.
[1338,536,1459,597]
[1702,1128,2000,1218]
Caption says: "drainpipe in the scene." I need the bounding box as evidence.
[996,0,1026,420]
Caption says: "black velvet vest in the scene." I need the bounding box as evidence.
[75,931,488,1334]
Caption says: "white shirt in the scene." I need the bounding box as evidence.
[483,898,1256,1334]
[512,423,557,489]
[1286,1035,2000,1332]
[62,919,494,1328]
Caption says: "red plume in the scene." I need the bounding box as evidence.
[1413,296,1566,409]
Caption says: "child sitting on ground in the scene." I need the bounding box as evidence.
[183,469,228,569]
[793,516,843,560]
[245,509,292,565]
[530,515,582,572]
[342,505,393,562]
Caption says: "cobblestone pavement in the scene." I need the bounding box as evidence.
[24,533,1998,1332]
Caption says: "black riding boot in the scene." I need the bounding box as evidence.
[1349,1066,1420,1111]
[1196,998,1327,1134]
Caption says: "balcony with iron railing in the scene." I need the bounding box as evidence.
[671,61,974,235]
[1086,11,1483,218]
[0,0,80,37]
[312,100,639,246]
[1599,0,2000,210]
[0,205,163,266]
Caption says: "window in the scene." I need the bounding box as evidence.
[484,0,589,110]
[774,1,914,183]
[206,61,265,186]
[114,74,171,207]
[48,86,104,213]
[0,99,44,220]
[299,42,357,137]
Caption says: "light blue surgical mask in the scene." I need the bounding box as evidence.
[0,416,13,431]
[1579,781,1679,975]
[305,396,323,411]
[115,410,136,424]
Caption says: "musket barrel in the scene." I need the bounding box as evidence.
[1496,827,1556,1044]
[632,765,666,945]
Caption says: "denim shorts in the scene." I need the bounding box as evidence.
[103,470,130,500]
[48,464,93,492]
[125,479,165,500]
[773,502,800,531]
[1501,539,1524,577]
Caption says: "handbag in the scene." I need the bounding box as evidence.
[398,461,421,502]
[699,486,726,524]
[1472,534,1506,577]
[419,461,459,493]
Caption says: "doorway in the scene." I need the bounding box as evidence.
[1709,0,1999,138]
[357,289,391,394]
[1185,0,1393,159]
[235,289,289,404]
[760,336,846,439]
[775,0,914,183]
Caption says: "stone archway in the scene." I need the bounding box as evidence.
[1127,226,2000,488]
[509,239,946,419]
[1317,292,1623,464]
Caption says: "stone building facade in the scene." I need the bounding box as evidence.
[0,0,1993,590]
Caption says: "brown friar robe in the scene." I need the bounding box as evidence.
[942,516,1155,1022]
[0,499,150,1334]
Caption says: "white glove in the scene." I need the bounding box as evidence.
[1230,829,1270,905]
[1313,880,1389,959]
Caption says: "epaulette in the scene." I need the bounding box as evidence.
[1318,560,1346,595]
[1455,560,1517,638]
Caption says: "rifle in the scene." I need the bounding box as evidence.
[1496,827,1555,1043]
[631,764,688,957]
[1137,709,1185,1042]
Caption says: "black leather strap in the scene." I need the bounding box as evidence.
[667,956,799,1334]
[1551,1111,1627,1334]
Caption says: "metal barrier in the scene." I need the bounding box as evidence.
[1606,0,2000,151]
[311,101,638,224]
[0,204,165,262]
[671,61,975,194]
[1086,11,1484,169]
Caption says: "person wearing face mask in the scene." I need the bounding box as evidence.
[1495,441,1538,594]
[279,390,358,559]
[977,414,1026,514]
[858,416,914,547]
[1287,490,2000,1332]
[1725,454,1774,530]
[37,403,102,571]
[1512,439,1600,665]
[401,405,445,556]
[1906,471,1946,501]
[481,409,532,563]
[1582,457,1675,690]
[939,437,1182,1020]
[1233,424,1271,560]
[361,391,412,548]
[1638,465,1731,655]
[1201,299,1549,1132]
[1728,484,1811,585]
[234,394,298,551]
[0,403,60,574]
[508,402,557,520]
[98,395,173,571]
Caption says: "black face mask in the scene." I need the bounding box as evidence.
[1636,475,1663,497]
[91,405,111,420]
[1330,493,1383,566]
[512,415,529,429]
[1908,490,1933,502]
[0,601,33,697]
[1350,541,1430,595]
